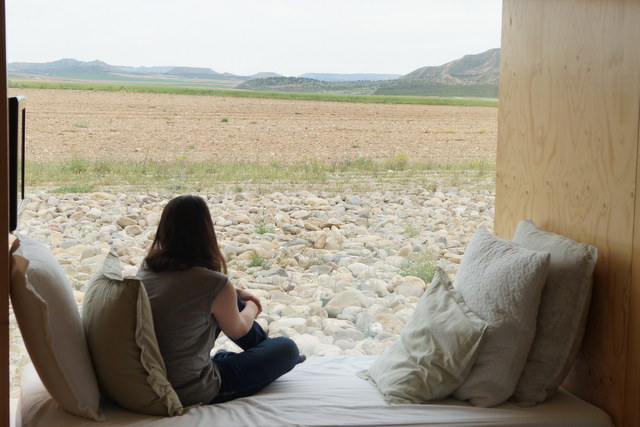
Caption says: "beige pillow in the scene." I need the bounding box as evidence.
[82,249,183,416]
[511,220,598,405]
[9,234,103,421]
[360,268,487,404]
[452,227,550,407]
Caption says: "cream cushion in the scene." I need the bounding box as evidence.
[361,268,487,403]
[452,227,550,407]
[9,234,103,420]
[511,220,598,405]
[82,249,183,416]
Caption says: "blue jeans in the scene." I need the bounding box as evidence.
[210,296,300,403]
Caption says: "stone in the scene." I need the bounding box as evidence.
[397,245,412,257]
[116,216,137,228]
[304,197,329,207]
[270,318,308,334]
[313,344,343,357]
[125,225,144,236]
[294,334,322,354]
[374,313,405,334]
[324,289,371,318]
[347,262,369,277]
[394,282,425,298]
[332,328,365,342]
[367,278,390,297]
[146,212,162,227]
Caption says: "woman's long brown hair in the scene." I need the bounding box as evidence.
[144,195,227,273]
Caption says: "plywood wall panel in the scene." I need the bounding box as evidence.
[496,0,640,425]
[627,103,640,427]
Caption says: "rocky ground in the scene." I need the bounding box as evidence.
[10,181,494,396]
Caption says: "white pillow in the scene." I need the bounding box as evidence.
[360,268,487,403]
[9,234,103,421]
[452,227,550,407]
[511,220,597,405]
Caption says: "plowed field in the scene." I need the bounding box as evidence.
[10,88,497,164]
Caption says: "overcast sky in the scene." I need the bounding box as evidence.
[6,0,502,77]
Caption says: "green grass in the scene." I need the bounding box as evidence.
[24,157,496,193]
[248,253,267,268]
[254,218,274,235]
[48,185,94,193]
[9,79,498,107]
[399,253,437,283]
[47,73,240,86]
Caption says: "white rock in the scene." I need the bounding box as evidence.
[304,197,329,207]
[397,245,412,257]
[333,328,365,342]
[293,334,322,355]
[324,289,371,318]
[347,262,369,277]
[270,318,308,335]
[125,225,144,236]
[146,212,162,227]
[313,344,343,357]
[367,279,390,297]
[394,282,425,298]
[117,217,137,227]
[374,313,405,334]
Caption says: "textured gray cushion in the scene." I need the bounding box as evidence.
[452,227,550,407]
[361,268,487,404]
[82,249,183,416]
[10,234,103,421]
[511,220,598,405]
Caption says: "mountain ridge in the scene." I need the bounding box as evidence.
[8,59,397,82]
[8,48,500,97]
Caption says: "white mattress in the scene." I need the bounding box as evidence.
[17,355,613,427]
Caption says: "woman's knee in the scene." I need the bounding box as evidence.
[271,337,300,363]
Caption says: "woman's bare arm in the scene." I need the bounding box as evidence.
[211,281,259,340]
[236,288,262,314]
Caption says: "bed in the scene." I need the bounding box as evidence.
[9,221,613,427]
[16,355,612,427]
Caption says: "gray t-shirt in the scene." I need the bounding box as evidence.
[137,265,228,406]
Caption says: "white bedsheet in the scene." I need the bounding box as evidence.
[17,355,613,427]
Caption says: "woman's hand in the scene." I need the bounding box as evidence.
[237,288,262,315]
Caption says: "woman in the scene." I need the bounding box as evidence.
[137,194,301,406]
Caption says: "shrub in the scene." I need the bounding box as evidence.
[400,253,436,283]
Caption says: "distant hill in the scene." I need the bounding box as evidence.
[106,65,176,75]
[299,73,401,82]
[8,49,500,97]
[248,72,283,80]
[237,49,499,97]
[8,58,118,76]
[403,48,499,84]
[236,76,393,95]
[163,66,239,80]
[375,49,500,97]
[8,59,246,81]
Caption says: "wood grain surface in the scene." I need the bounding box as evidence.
[496,1,640,425]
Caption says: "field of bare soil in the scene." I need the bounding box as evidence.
[10,89,497,164]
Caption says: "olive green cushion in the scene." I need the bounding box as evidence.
[82,249,183,416]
